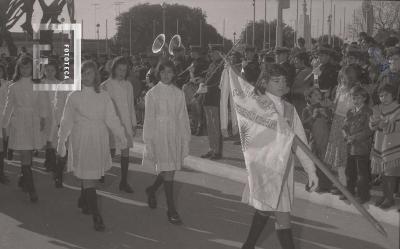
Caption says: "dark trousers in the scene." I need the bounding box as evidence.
[345,155,371,200]
[204,106,222,154]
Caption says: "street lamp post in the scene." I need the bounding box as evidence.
[162,3,167,35]
[252,0,255,47]
[263,0,266,50]
[96,23,100,58]
[233,32,236,44]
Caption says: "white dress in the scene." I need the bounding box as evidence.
[3,77,49,150]
[101,78,137,149]
[57,86,127,180]
[0,79,13,138]
[142,82,191,172]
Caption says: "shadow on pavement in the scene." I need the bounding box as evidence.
[0,160,389,249]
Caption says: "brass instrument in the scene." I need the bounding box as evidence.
[152,33,184,55]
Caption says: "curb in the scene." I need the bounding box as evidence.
[130,143,399,227]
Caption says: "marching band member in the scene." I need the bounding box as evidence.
[200,44,224,160]
[241,46,260,86]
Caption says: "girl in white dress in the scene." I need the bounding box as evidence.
[3,56,49,202]
[57,60,127,231]
[101,56,137,193]
[143,61,191,225]
[42,61,59,172]
[0,64,11,184]
[240,64,318,249]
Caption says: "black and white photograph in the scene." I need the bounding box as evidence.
[0,0,399,248]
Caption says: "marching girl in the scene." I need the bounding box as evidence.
[57,60,127,231]
[0,64,11,184]
[370,84,400,209]
[42,61,60,172]
[51,66,73,188]
[143,61,191,225]
[2,56,49,202]
[240,64,318,249]
[101,56,137,193]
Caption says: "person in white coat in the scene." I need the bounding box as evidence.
[57,60,127,232]
[0,64,11,184]
[41,61,59,172]
[51,71,73,188]
[101,56,137,193]
[143,61,191,225]
[3,56,49,202]
[240,64,318,249]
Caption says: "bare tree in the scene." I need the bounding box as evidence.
[372,1,400,31]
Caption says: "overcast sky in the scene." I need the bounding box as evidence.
[13,0,363,41]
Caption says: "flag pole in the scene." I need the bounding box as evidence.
[292,135,388,237]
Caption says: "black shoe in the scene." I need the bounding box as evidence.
[380,199,395,209]
[233,141,241,145]
[7,150,13,160]
[119,182,134,193]
[18,175,28,192]
[145,187,157,209]
[0,174,9,184]
[99,176,105,183]
[210,153,222,160]
[54,178,63,188]
[29,191,38,203]
[330,188,341,195]
[241,244,255,249]
[315,187,330,193]
[93,214,105,231]
[201,151,213,158]
[167,211,183,225]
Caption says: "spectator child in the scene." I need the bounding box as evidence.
[325,64,361,194]
[342,86,373,203]
[370,84,400,209]
[302,87,332,192]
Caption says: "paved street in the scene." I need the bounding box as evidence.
[0,155,398,249]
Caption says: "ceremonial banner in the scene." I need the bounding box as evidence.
[222,65,295,210]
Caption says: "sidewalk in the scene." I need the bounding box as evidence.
[132,130,399,228]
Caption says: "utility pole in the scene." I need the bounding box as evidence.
[296,0,299,43]
[276,0,283,47]
[106,19,108,57]
[129,16,132,55]
[252,0,255,47]
[264,0,266,50]
[322,0,325,36]
[162,3,167,35]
